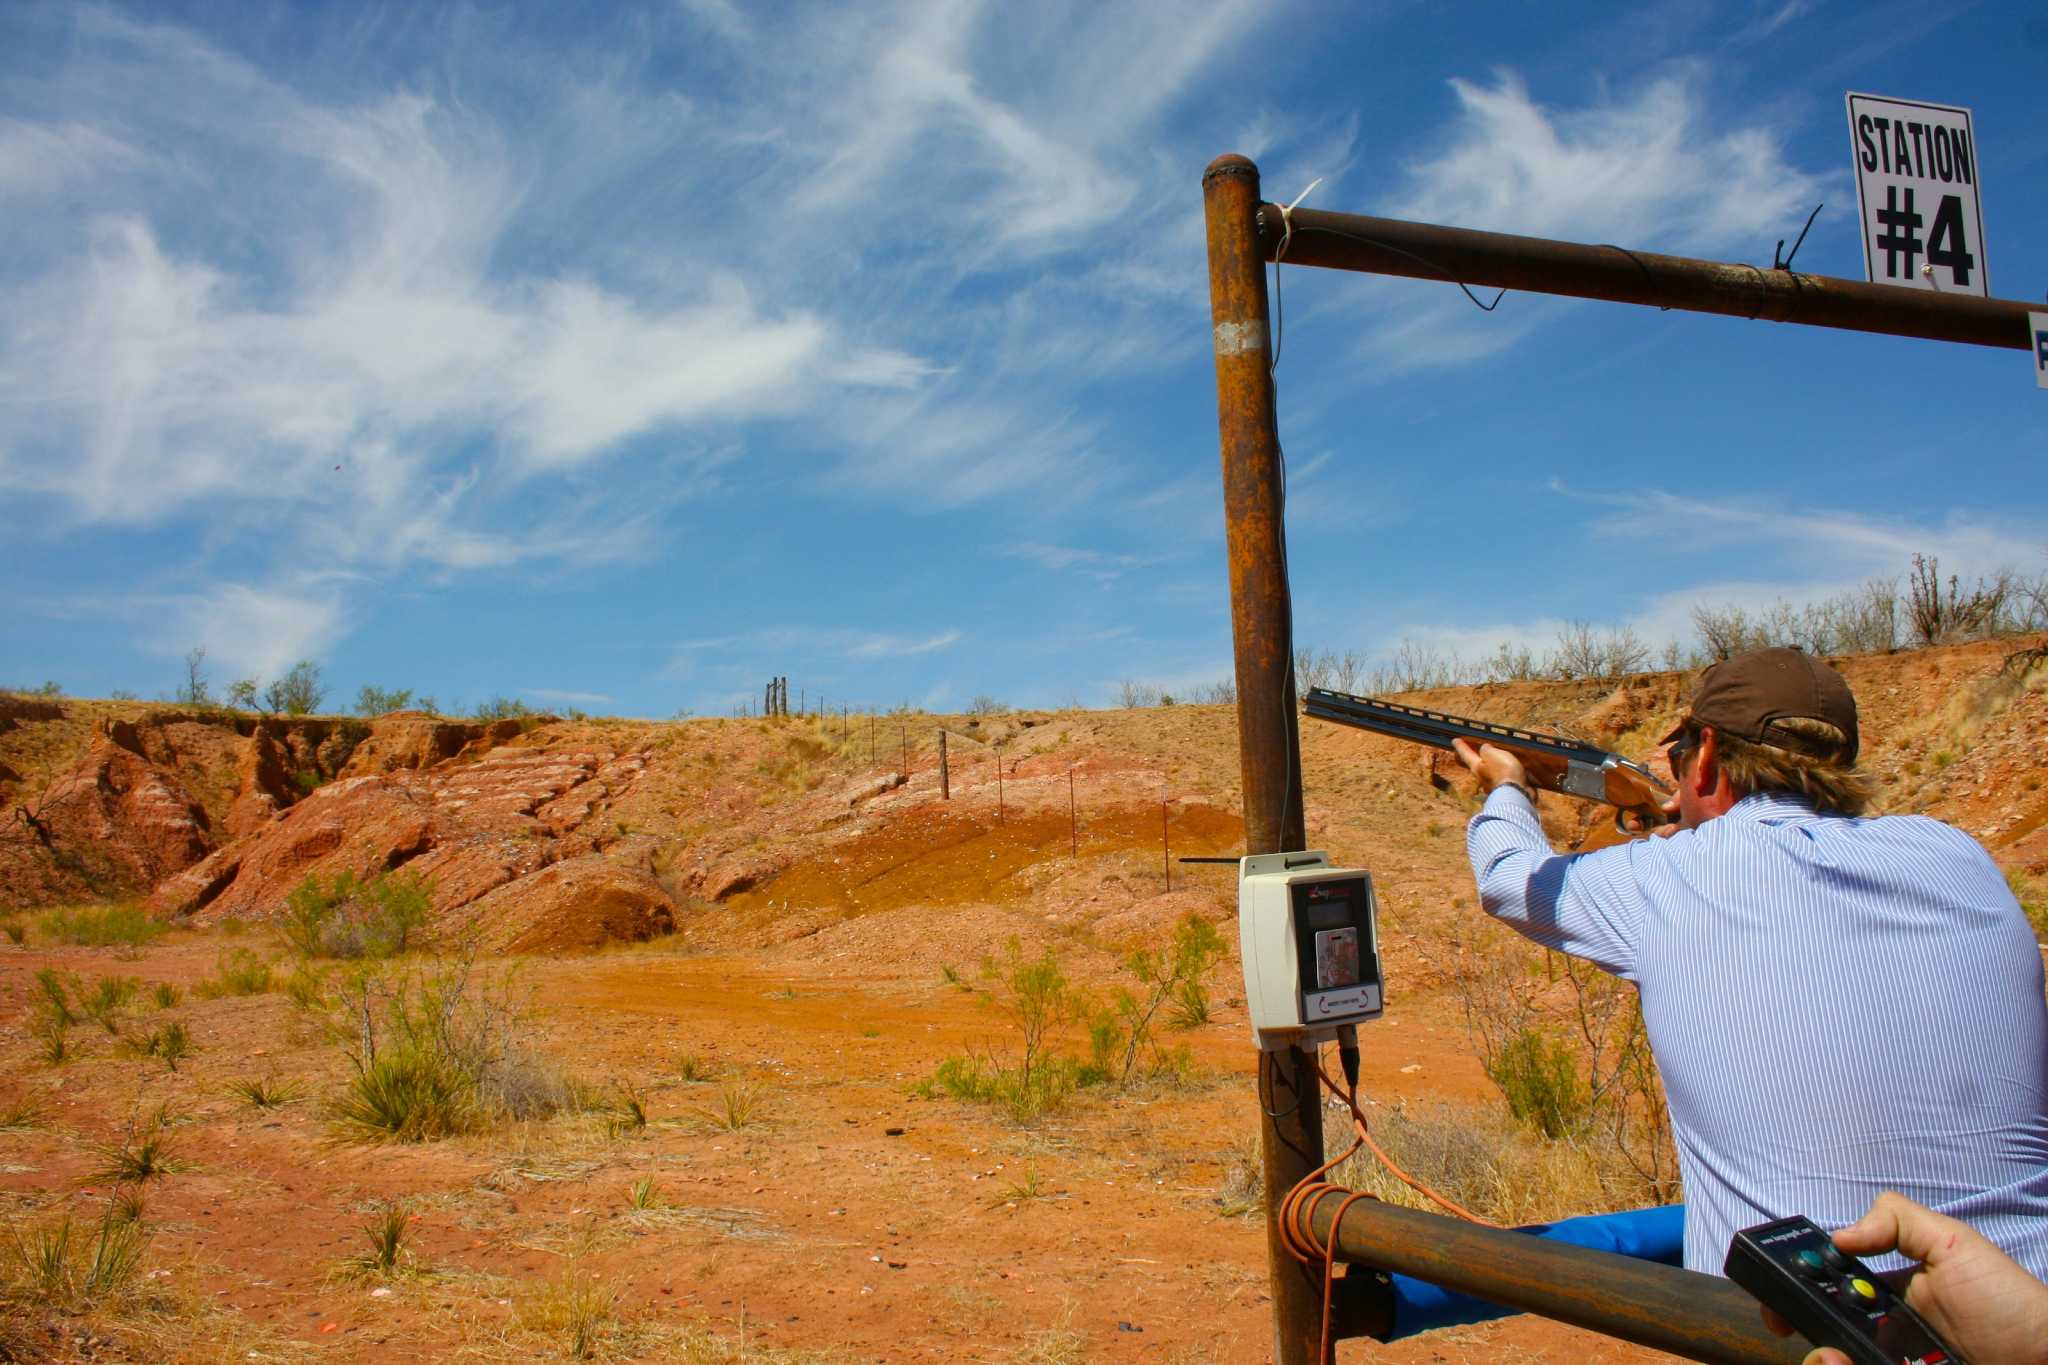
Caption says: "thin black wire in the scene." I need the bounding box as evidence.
[1774,202,1824,272]
[1294,224,1507,311]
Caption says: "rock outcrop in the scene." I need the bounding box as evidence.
[27,732,213,890]
[148,739,662,951]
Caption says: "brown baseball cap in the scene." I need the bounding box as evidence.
[1659,646,1859,763]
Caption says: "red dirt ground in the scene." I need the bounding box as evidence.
[5,637,2047,1361]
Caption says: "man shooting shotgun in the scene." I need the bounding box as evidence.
[1400,646,2048,1281]
[1302,689,1673,833]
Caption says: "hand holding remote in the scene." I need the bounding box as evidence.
[1767,1193,2048,1365]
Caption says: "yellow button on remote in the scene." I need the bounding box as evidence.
[1850,1277,1878,1300]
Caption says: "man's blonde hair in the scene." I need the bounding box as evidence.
[1706,716,1873,817]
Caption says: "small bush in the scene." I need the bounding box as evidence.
[226,1076,303,1110]
[338,1204,416,1280]
[704,1080,762,1132]
[150,982,180,1009]
[0,920,25,946]
[326,954,582,1144]
[263,660,326,716]
[35,904,165,949]
[282,870,431,960]
[6,1208,147,1311]
[626,1176,662,1211]
[1488,1025,1590,1140]
[126,1021,193,1071]
[605,1084,648,1137]
[33,969,75,1028]
[85,1115,188,1186]
[517,1274,619,1360]
[31,1018,69,1066]
[80,976,141,1033]
[193,949,274,999]
[283,960,328,1009]
[0,1098,43,1132]
[355,685,416,717]
[674,1053,713,1083]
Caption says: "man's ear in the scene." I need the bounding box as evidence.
[1692,727,1720,796]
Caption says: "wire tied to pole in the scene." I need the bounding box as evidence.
[1277,1045,1503,1361]
[1774,202,1823,273]
[1273,176,1325,265]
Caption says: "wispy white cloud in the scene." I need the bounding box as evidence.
[525,687,614,706]
[35,581,348,685]
[1360,69,1833,368]
[846,630,962,660]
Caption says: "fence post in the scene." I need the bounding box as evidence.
[939,730,950,800]
[1205,152,1327,1365]
[1069,767,1077,857]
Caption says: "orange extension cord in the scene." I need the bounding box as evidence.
[1274,1047,1502,1363]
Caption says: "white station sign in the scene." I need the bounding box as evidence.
[1846,93,1988,296]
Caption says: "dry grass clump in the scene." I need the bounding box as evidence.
[226,1076,304,1110]
[327,952,588,1144]
[337,1204,421,1281]
[84,1110,190,1187]
[4,1205,148,1315]
[516,1273,620,1360]
[192,948,274,999]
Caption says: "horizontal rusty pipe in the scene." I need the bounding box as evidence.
[1307,1197,1807,1364]
[1261,203,2037,350]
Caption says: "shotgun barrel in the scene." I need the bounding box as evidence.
[1302,689,1674,831]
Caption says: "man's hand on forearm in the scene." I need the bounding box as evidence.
[1451,738,1531,798]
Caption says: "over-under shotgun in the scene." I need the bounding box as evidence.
[1302,689,1674,832]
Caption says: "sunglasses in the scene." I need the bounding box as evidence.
[1667,734,1697,778]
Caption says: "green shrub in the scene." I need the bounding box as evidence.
[32,969,75,1028]
[193,949,274,999]
[0,919,25,945]
[34,904,165,949]
[125,1021,193,1071]
[79,976,141,1033]
[1091,916,1225,1087]
[263,660,325,716]
[226,1076,303,1110]
[282,870,431,959]
[1488,1026,1590,1140]
[7,1208,146,1311]
[355,685,416,717]
[339,1204,418,1280]
[151,982,180,1009]
[331,1049,477,1143]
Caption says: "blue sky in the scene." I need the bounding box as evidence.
[3,1,2044,717]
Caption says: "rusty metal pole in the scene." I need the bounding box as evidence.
[1205,152,1328,1365]
[1307,1198,1806,1364]
[939,730,950,800]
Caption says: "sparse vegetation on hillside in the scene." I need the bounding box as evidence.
[283,869,431,959]
[35,903,166,949]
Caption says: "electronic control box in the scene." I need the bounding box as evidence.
[1238,851,1384,1050]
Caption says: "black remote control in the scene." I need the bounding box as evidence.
[1725,1215,1967,1365]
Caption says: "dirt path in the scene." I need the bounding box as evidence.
[0,933,1665,1362]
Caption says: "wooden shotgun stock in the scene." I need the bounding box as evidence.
[1302,689,1676,834]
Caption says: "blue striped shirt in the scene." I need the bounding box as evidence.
[1468,786,2048,1276]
